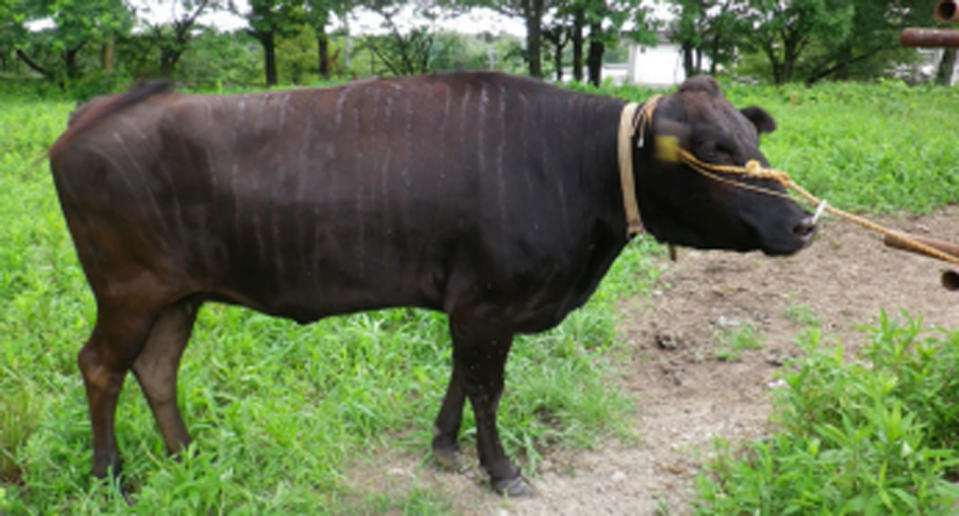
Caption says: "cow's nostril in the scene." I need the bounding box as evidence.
[793,216,816,239]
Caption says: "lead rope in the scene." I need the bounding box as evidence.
[617,98,959,267]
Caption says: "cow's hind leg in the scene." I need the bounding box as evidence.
[131,299,199,456]
[432,336,466,470]
[78,304,158,479]
[447,320,532,496]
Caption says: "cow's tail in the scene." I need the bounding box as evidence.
[46,80,174,160]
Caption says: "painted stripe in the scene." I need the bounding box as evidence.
[109,131,171,241]
[495,85,508,232]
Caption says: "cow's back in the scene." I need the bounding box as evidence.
[51,73,628,330]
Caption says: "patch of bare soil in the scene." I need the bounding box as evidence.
[346,208,959,515]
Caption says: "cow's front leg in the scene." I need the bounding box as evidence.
[447,320,532,496]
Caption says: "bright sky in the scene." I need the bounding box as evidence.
[130,0,527,37]
[31,1,666,39]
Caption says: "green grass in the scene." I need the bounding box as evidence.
[4,79,959,513]
[785,300,821,328]
[714,324,764,362]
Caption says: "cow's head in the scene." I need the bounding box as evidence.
[634,76,815,256]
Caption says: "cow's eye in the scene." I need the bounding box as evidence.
[713,141,738,161]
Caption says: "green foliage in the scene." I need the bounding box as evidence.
[245,0,307,40]
[428,32,493,72]
[277,23,320,84]
[737,0,853,84]
[175,29,263,89]
[667,0,739,76]
[349,29,523,77]
[7,0,134,83]
[728,80,959,213]
[696,315,959,514]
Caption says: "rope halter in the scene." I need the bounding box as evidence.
[617,95,661,235]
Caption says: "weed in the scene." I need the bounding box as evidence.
[784,301,820,327]
[695,315,959,514]
[714,324,764,362]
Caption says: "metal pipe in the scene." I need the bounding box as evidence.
[942,270,959,291]
[901,28,959,47]
[937,0,959,23]
[883,232,959,292]
[883,231,959,262]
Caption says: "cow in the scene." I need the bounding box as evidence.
[48,72,815,496]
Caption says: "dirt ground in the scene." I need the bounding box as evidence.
[348,207,959,515]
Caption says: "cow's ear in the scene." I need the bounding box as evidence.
[740,106,776,134]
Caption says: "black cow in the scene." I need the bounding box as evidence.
[48,72,814,496]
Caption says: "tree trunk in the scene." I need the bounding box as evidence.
[522,0,544,78]
[64,44,84,80]
[318,32,330,79]
[554,40,564,81]
[709,32,720,75]
[160,48,175,77]
[937,48,957,86]
[587,22,604,87]
[263,32,277,86]
[833,44,852,80]
[101,34,115,75]
[763,43,783,85]
[682,42,694,78]
[572,7,584,82]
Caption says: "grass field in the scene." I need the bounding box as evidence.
[2,78,959,513]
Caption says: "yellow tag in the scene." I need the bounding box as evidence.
[654,135,680,162]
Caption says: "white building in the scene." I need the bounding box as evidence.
[617,33,711,87]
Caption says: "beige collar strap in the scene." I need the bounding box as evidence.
[617,95,662,236]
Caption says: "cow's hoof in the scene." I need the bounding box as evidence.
[492,476,534,497]
[434,447,466,472]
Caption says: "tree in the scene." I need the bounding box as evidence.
[173,27,261,88]
[581,0,656,86]
[9,0,133,85]
[936,48,956,85]
[736,0,852,84]
[139,0,222,77]
[801,0,930,84]
[239,0,306,86]
[304,0,349,79]
[667,0,739,77]
[0,0,30,72]
[541,7,570,80]
[464,0,551,77]
[359,2,438,76]
[521,0,546,76]
[570,3,584,80]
